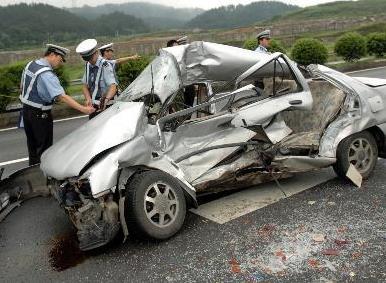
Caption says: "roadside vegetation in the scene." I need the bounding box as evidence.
[0,56,152,113]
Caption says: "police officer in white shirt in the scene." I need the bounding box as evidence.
[19,44,95,165]
[255,29,271,54]
[98,43,140,71]
[76,39,118,119]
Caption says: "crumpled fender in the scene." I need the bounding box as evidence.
[0,165,50,222]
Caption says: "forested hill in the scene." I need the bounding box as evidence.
[0,4,149,50]
[186,1,299,29]
[270,0,386,23]
[69,2,204,30]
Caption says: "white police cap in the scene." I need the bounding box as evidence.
[256,29,271,40]
[98,43,114,51]
[176,36,188,45]
[46,44,70,57]
[76,39,98,56]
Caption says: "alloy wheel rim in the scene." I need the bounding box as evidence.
[144,181,179,227]
[348,138,373,173]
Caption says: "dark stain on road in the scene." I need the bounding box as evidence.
[49,232,87,272]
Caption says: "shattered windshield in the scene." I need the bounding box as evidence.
[118,51,182,104]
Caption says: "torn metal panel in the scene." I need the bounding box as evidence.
[309,64,386,158]
[263,114,293,144]
[167,124,257,182]
[192,150,262,186]
[119,51,181,104]
[272,156,336,172]
[163,41,264,86]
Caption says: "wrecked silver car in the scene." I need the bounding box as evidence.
[2,42,386,250]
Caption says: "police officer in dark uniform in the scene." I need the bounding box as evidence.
[20,44,95,165]
[76,39,118,119]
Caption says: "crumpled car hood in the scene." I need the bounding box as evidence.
[41,102,146,180]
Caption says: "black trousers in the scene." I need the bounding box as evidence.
[22,105,53,166]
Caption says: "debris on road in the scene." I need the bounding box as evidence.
[334,239,350,246]
[322,248,340,256]
[312,234,326,243]
[275,250,287,261]
[308,258,319,268]
[257,224,276,239]
[229,258,241,273]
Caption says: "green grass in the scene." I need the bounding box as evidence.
[65,63,84,81]
[66,84,83,96]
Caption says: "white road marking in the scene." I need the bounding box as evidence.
[190,168,335,224]
[0,127,17,132]
[0,115,88,133]
[0,157,29,167]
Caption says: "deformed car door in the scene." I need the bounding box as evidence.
[158,53,312,182]
[231,53,312,129]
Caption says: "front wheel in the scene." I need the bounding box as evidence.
[333,131,378,179]
[124,170,186,240]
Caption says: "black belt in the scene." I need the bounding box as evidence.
[23,104,52,113]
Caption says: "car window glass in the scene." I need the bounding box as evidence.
[238,57,302,100]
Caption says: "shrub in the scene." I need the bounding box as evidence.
[116,56,152,89]
[291,38,328,65]
[0,62,25,112]
[243,38,258,51]
[0,61,69,112]
[367,32,386,57]
[243,38,286,54]
[334,32,367,62]
[268,39,286,54]
[54,65,70,92]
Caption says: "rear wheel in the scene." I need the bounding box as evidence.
[124,170,186,240]
[333,131,378,179]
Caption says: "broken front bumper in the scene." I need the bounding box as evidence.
[49,178,121,251]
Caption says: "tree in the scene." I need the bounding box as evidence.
[291,38,328,65]
[334,32,367,62]
[367,32,386,57]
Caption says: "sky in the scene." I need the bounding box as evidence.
[0,0,354,9]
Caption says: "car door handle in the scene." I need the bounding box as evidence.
[289,100,302,105]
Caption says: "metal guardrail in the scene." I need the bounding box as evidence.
[3,79,83,113]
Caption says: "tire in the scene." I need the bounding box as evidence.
[333,131,378,179]
[124,170,186,240]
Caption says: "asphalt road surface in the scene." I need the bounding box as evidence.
[0,67,385,282]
